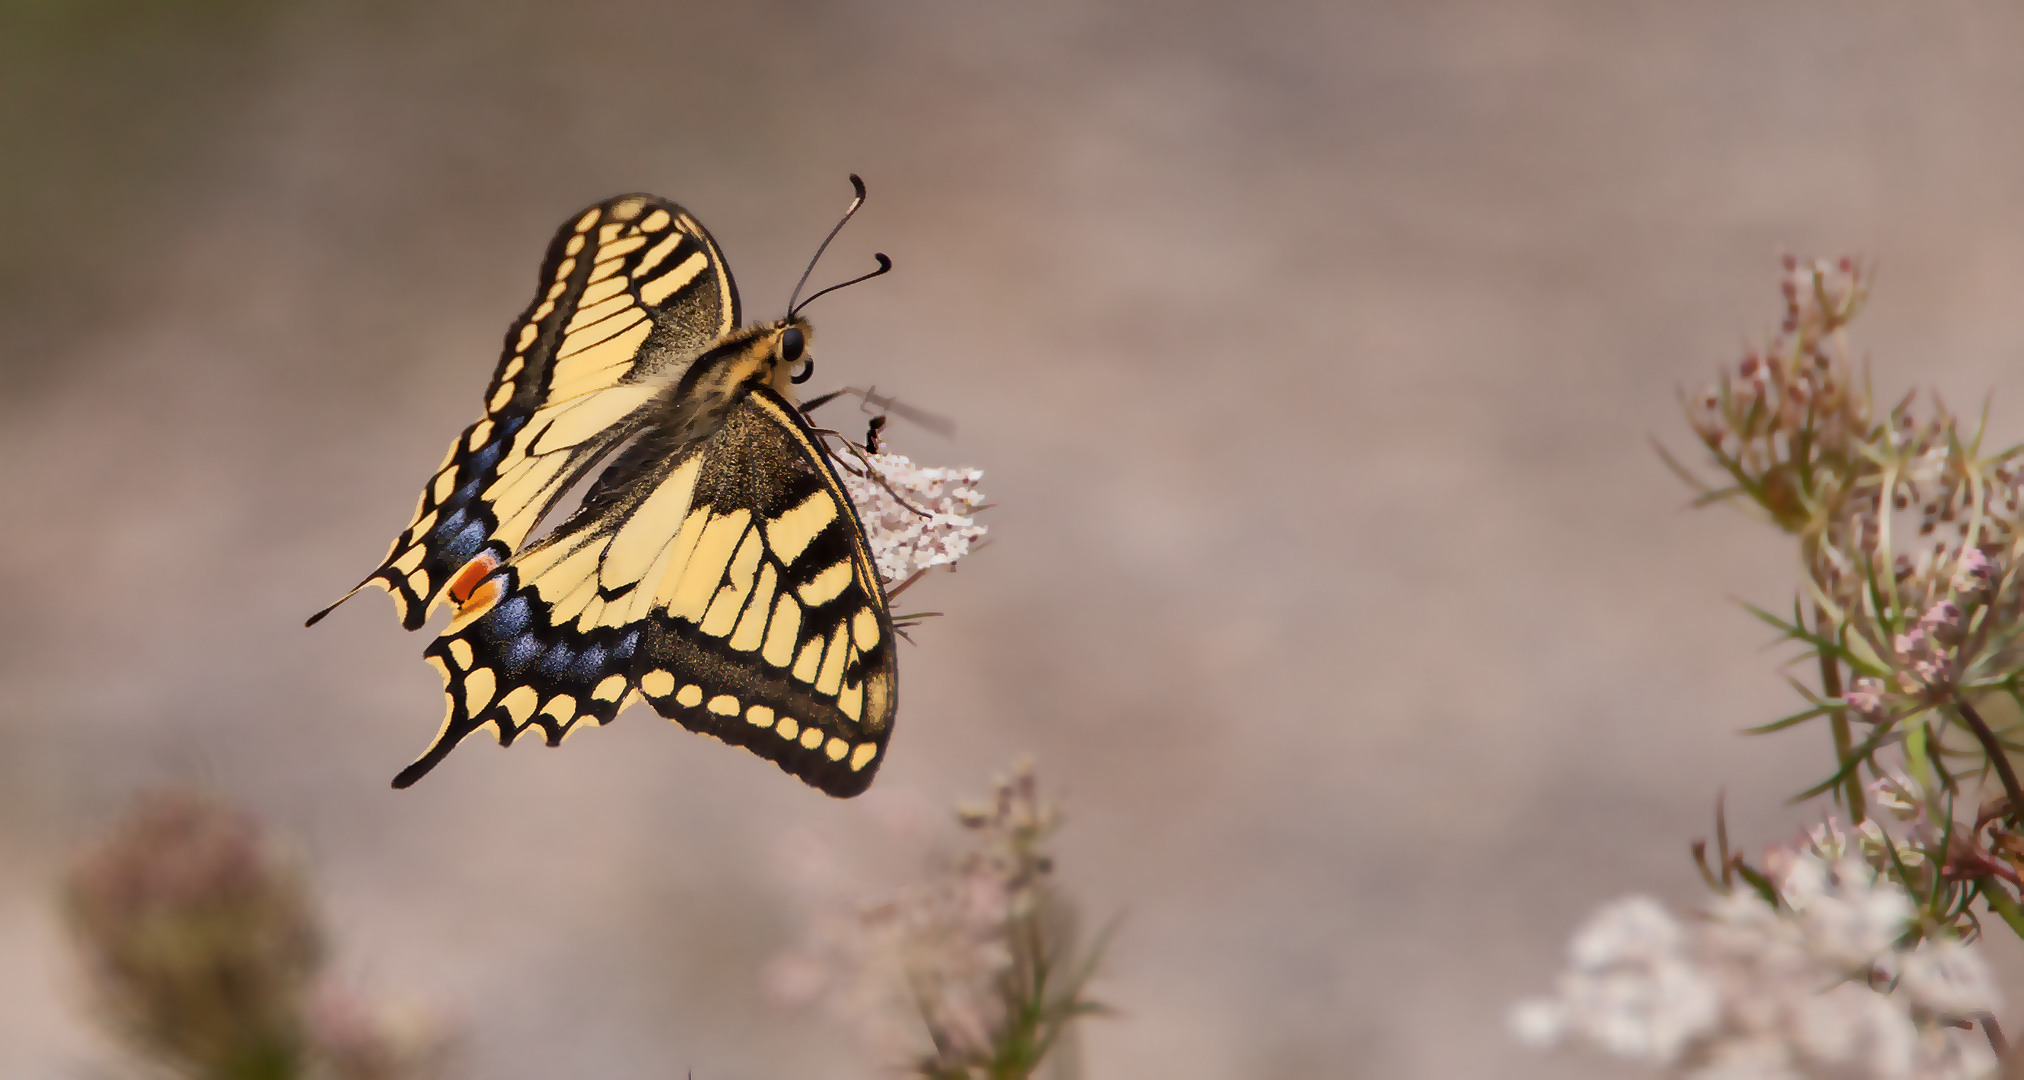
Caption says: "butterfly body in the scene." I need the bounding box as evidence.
[315,194,897,797]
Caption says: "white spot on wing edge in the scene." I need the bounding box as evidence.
[464,667,497,714]
[392,544,428,575]
[501,685,539,727]
[851,607,881,650]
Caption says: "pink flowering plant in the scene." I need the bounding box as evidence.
[1516,258,2024,1078]
[64,790,453,1080]
[1656,255,2024,942]
[766,760,1111,1080]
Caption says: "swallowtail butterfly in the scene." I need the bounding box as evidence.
[311,180,898,797]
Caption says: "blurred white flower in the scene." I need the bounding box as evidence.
[1891,936,2005,1021]
[1759,852,1910,969]
[1508,896,1719,1064]
[1512,838,2001,1079]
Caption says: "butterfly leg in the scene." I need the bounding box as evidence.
[798,388,849,415]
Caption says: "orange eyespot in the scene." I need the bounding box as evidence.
[448,551,502,609]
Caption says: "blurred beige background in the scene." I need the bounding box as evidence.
[7,1,2024,1076]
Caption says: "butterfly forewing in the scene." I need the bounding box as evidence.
[313,195,739,631]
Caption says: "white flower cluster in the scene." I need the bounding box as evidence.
[1511,839,2001,1079]
[840,453,987,584]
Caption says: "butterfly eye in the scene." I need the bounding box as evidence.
[780,328,815,384]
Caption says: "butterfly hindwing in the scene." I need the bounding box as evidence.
[404,387,897,797]
[311,195,739,631]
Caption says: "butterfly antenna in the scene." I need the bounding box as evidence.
[787,174,892,317]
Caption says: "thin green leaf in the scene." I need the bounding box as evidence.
[1733,862,1780,908]
[1741,601,1868,668]
[1878,828,1917,899]
[1741,600,1808,638]
[1652,436,1716,497]
[1792,724,1896,802]
[1980,880,2024,940]
[1743,703,1836,735]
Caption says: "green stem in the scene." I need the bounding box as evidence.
[1816,605,1866,824]
[1980,877,2024,939]
[1954,698,2024,822]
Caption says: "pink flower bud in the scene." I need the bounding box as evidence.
[1953,549,1995,597]
[1845,678,1886,723]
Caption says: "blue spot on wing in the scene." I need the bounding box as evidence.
[536,641,576,679]
[470,439,505,473]
[572,644,609,682]
[443,520,488,564]
[431,507,469,542]
[482,595,533,641]
[501,633,543,674]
